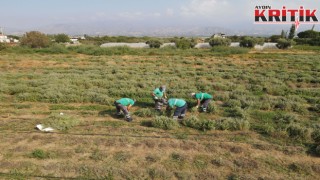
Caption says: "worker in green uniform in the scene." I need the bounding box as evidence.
[191,92,213,112]
[167,98,187,120]
[151,85,167,111]
[114,98,135,122]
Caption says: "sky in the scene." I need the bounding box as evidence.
[0,0,319,35]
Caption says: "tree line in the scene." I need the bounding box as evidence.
[1,26,320,50]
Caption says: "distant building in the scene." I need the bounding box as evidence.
[70,38,79,44]
[212,33,226,38]
[160,43,176,48]
[0,34,10,43]
[0,28,10,43]
[0,27,9,43]
[195,38,205,43]
[100,42,149,48]
[69,36,85,44]
[12,39,19,43]
[0,28,19,43]
[194,43,211,49]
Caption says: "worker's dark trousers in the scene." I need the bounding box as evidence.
[154,98,166,110]
[173,103,187,119]
[114,101,129,115]
[201,99,212,110]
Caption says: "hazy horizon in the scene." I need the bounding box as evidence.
[1,0,319,36]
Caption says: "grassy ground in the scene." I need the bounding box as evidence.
[0,47,320,179]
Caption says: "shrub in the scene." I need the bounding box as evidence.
[308,104,320,113]
[273,113,297,127]
[8,83,30,95]
[174,38,196,49]
[68,45,135,56]
[193,155,209,169]
[190,106,198,113]
[232,118,251,131]
[269,35,282,42]
[182,115,200,128]
[253,123,275,135]
[286,124,311,141]
[44,114,81,131]
[30,149,52,159]
[276,38,295,49]
[226,107,247,119]
[207,101,217,114]
[146,40,162,48]
[216,119,232,130]
[223,99,241,108]
[308,37,320,46]
[152,116,179,130]
[311,129,320,143]
[273,98,292,110]
[113,151,132,162]
[209,37,231,47]
[89,149,103,161]
[20,31,50,48]
[54,33,70,43]
[182,116,216,131]
[315,145,320,156]
[216,118,250,131]
[36,43,69,54]
[147,168,172,179]
[240,37,264,48]
[264,85,289,96]
[291,103,308,114]
[134,108,155,117]
[294,38,312,45]
[0,42,7,51]
[210,46,249,55]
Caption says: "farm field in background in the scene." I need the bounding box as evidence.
[0,47,320,179]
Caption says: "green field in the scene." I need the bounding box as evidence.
[0,46,320,179]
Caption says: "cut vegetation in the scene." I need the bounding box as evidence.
[0,46,320,179]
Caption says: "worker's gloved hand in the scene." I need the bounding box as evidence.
[154,96,158,100]
[195,106,199,109]
[125,114,133,122]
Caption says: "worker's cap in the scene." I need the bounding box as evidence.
[191,93,196,97]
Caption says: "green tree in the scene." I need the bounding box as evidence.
[54,34,70,43]
[209,37,231,47]
[269,35,282,42]
[7,35,20,40]
[228,35,241,42]
[281,30,286,38]
[297,30,319,38]
[20,31,50,48]
[288,24,295,39]
[239,37,264,48]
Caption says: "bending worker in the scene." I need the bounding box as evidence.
[152,85,167,111]
[114,98,135,122]
[191,92,213,112]
[167,98,187,120]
